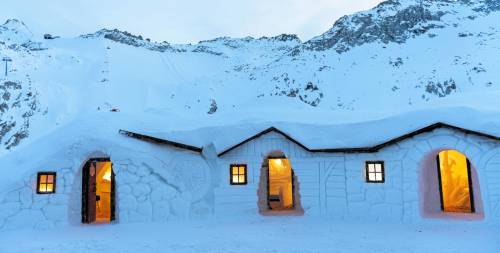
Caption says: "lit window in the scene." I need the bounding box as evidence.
[365,162,384,183]
[37,172,56,194]
[230,164,247,185]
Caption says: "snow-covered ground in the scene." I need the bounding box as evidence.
[1,1,500,251]
[1,218,498,253]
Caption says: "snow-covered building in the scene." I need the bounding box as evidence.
[2,113,500,230]
[2,0,500,231]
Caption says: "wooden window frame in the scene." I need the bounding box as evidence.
[365,161,385,183]
[36,172,57,194]
[81,157,116,224]
[230,164,248,185]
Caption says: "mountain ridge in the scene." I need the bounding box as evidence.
[0,0,499,153]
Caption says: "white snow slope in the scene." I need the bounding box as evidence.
[0,0,500,156]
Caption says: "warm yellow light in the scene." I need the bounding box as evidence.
[103,170,112,181]
[439,150,472,213]
[95,162,113,222]
[274,159,282,166]
[268,158,293,210]
[38,174,55,193]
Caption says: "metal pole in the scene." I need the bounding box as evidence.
[2,57,11,77]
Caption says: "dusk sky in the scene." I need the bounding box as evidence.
[1,0,383,43]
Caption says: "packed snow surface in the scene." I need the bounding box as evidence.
[1,217,499,253]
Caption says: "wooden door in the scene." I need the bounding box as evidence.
[82,161,97,223]
[110,165,116,221]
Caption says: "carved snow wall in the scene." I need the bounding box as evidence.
[2,126,500,231]
[216,128,500,223]
[217,131,347,218]
[0,139,212,230]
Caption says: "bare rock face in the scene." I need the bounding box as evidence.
[207,99,218,114]
[474,0,500,13]
[270,73,324,107]
[301,2,446,54]
[0,79,41,150]
[81,29,177,52]
[425,79,457,98]
[293,0,500,55]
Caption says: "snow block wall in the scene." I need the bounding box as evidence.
[0,140,213,230]
[217,131,347,218]
[2,126,500,230]
[216,128,500,223]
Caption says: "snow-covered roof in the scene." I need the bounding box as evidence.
[120,108,500,156]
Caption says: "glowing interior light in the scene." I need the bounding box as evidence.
[274,159,283,166]
[268,158,293,210]
[95,162,113,222]
[103,170,112,181]
[438,150,473,213]
[38,173,56,193]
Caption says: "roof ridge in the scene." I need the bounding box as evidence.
[118,129,203,153]
[118,122,500,157]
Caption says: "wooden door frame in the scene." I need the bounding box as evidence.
[81,157,116,224]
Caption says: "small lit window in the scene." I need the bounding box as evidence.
[230,164,247,185]
[37,172,56,194]
[365,162,384,183]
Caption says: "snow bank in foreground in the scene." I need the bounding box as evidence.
[0,218,498,253]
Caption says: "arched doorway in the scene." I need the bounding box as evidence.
[436,150,474,213]
[420,149,484,219]
[82,158,115,224]
[267,157,294,210]
[258,152,303,214]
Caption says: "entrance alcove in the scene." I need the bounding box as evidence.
[420,149,484,220]
[257,151,304,215]
[81,157,116,224]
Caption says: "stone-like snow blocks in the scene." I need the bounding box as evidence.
[0,153,209,230]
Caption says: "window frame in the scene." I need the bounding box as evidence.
[365,161,385,183]
[229,164,248,185]
[36,171,57,194]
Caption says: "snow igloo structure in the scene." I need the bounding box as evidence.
[2,117,500,230]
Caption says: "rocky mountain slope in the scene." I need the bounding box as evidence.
[0,0,499,153]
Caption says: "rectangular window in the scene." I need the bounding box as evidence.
[37,172,56,194]
[365,162,384,183]
[230,164,247,185]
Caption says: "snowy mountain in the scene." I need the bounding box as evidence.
[0,0,500,153]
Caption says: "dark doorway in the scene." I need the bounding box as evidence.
[82,158,115,224]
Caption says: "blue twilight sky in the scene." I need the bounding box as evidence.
[1,0,383,43]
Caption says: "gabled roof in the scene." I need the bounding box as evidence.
[119,122,500,157]
[119,129,203,153]
[216,122,500,156]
